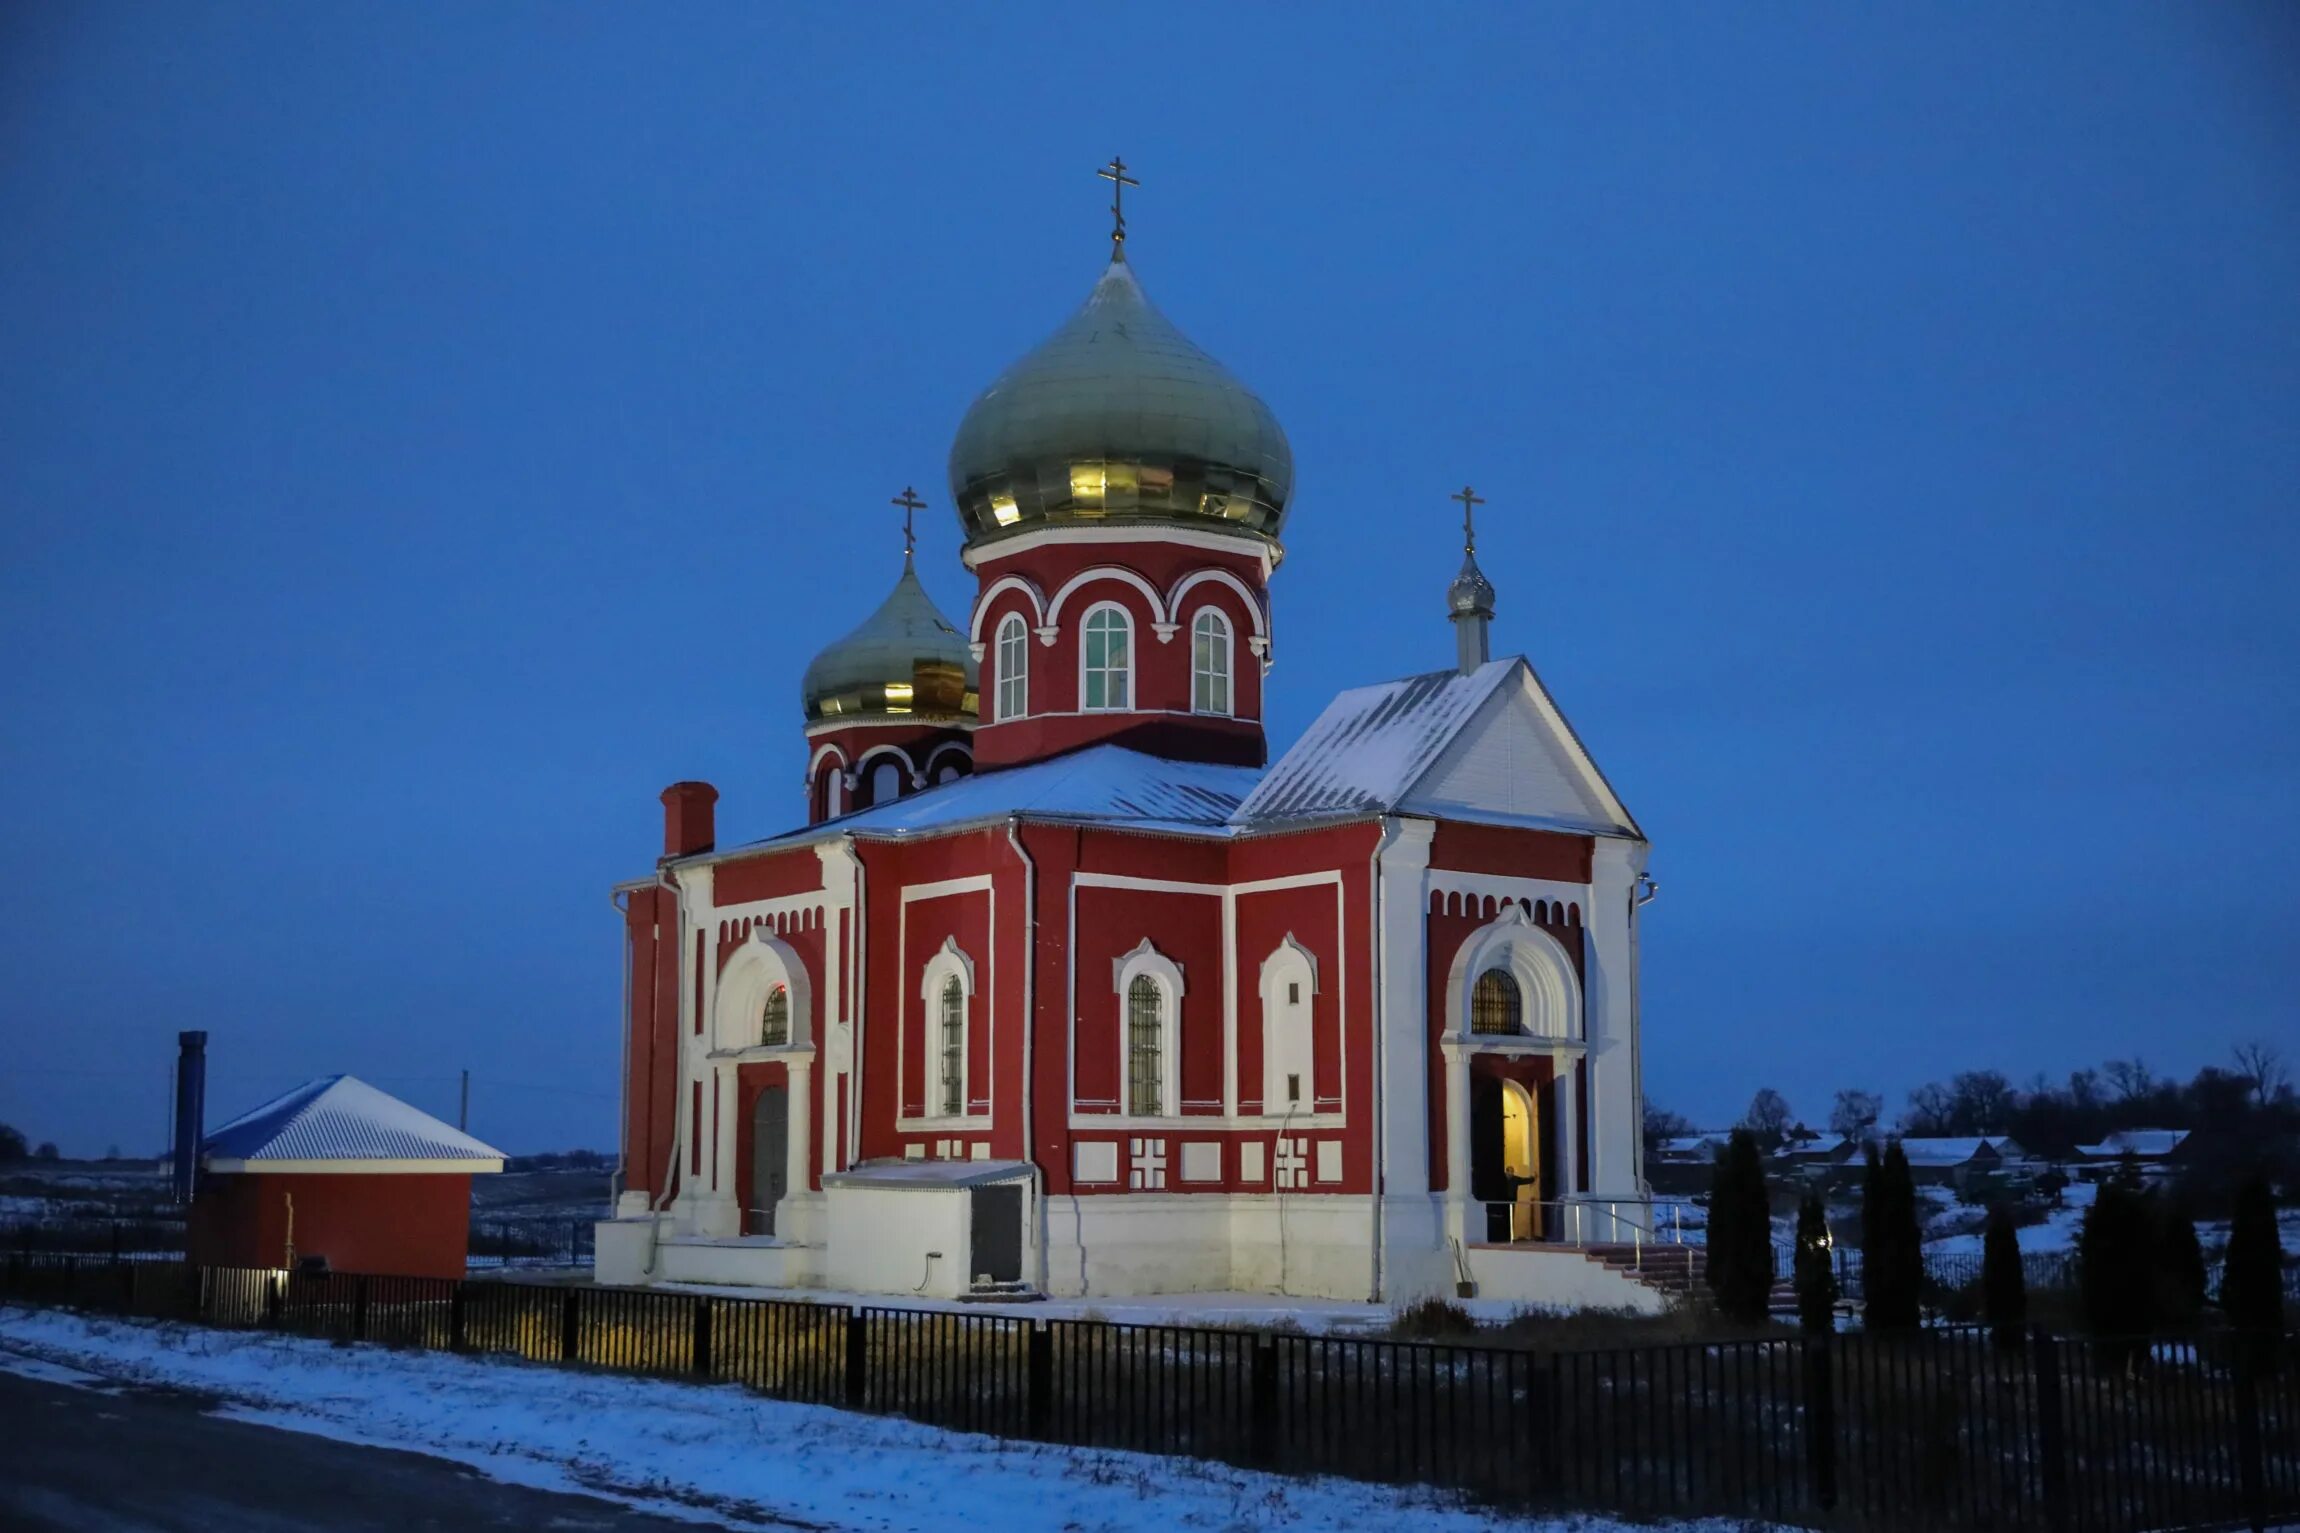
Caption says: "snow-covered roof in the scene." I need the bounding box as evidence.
[754,744,1263,847]
[1234,656,1640,836]
[1780,1134,1853,1158]
[201,1075,505,1172]
[2077,1128,2189,1160]
[1654,1133,1730,1157]
[1895,1136,2027,1168]
[822,1157,1034,1189]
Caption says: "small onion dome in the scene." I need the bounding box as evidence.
[948,257,1293,548]
[801,559,979,725]
[1447,548,1496,618]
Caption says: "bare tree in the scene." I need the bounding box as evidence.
[1902,1081,1955,1135]
[1828,1089,1882,1139]
[2103,1058,2156,1103]
[1743,1087,1793,1148]
[1949,1070,2018,1134]
[1642,1100,1695,1156]
[2232,1039,2289,1108]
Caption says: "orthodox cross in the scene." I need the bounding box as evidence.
[1097,156,1140,255]
[1451,484,1486,554]
[892,486,927,559]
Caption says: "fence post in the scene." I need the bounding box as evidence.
[560,1287,582,1363]
[353,1275,370,1342]
[449,1282,468,1354]
[843,1308,868,1410]
[1802,1334,1838,1512]
[2232,1342,2267,1533]
[1248,1337,1279,1468]
[264,1273,282,1329]
[1025,1322,1052,1440]
[2030,1326,2069,1533]
[691,1296,713,1378]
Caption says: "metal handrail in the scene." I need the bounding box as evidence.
[1475,1197,1691,1257]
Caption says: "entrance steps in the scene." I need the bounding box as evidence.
[1578,1243,1707,1300]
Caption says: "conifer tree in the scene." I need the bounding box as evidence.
[2078,1162,2156,1338]
[2220,1177,2286,1336]
[1794,1192,1837,1335]
[1705,1128,1774,1324]
[2154,1198,2207,1328]
[1982,1203,2026,1348]
[1862,1139,1923,1331]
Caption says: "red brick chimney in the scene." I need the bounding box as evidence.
[660,781,719,859]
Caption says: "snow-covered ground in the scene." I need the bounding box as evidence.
[0,1305,1763,1532]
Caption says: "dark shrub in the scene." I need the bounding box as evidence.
[2220,1177,2286,1337]
[1862,1139,1923,1331]
[1705,1129,1774,1324]
[2079,1165,2157,1338]
[1794,1193,1836,1335]
[1982,1203,2027,1347]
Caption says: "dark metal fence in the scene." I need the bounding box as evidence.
[4,1216,596,1269]
[3,1252,2294,1532]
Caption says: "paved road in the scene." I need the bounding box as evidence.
[0,1366,754,1532]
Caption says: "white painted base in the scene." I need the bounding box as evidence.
[593,1218,824,1290]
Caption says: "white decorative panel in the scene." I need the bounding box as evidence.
[1274,1136,1309,1190]
[903,1143,926,1160]
[1074,1141,1119,1184]
[1128,1136,1168,1190]
[1239,1141,1267,1183]
[1179,1142,1222,1183]
[1316,1140,1343,1184]
[969,1142,991,1161]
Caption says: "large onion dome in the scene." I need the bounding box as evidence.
[801,558,979,725]
[947,257,1293,547]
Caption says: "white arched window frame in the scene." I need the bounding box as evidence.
[996,613,1029,721]
[713,931,815,1056]
[823,770,846,818]
[1257,936,1318,1114]
[1442,905,1583,1044]
[1112,939,1183,1119]
[917,937,977,1121]
[1080,602,1133,712]
[1190,607,1233,716]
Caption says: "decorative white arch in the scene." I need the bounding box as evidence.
[1166,567,1268,638]
[1077,600,1135,712]
[851,742,919,795]
[806,741,850,777]
[1441,904,1583,1042]
[922,740,973,784]
[919,936,977,1120]
[968,573,1047,644]
[1257,935,1319,1113]
[1044,566,1170,631]
[715,930,815,1053]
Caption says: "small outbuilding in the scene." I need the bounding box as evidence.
[187,1075,504,1280]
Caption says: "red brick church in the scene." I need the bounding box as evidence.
[598,192,1660,1305]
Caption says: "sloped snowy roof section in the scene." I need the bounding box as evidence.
[756,744,1264,847]
[1233,661,1512,824]
[202,1075,505,1167]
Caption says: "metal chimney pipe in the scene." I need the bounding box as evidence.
[172,1030,207,1205]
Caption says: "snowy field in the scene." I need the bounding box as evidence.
[0,1305,1770,1533]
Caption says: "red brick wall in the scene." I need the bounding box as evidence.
[189,1172,474,1280]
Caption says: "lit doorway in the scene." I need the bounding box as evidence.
[1501,1081,1542,1241]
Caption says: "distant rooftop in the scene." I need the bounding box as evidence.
[201,1075,505,1171]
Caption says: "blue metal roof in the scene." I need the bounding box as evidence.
[201,1075,504,1166]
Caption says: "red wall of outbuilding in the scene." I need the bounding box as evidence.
[189,1172,474,1280]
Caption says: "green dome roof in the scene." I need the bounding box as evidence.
[802,559,979,725]
[948,258,1293,547]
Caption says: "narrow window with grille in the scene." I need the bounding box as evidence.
[760,985,790,1046]
[939,974,965,1116]
[1471,970,1523,1035]
[1126,974,1163,1115]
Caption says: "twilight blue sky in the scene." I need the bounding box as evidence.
[3,5,2296,1155]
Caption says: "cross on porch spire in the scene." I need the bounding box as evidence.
[1451,484,1486,555]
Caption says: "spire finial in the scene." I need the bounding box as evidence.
[892,486,927,564]
[1451,483,1485,555]
[1097,155,1140,259]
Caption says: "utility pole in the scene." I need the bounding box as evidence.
[459,1069,470,1132]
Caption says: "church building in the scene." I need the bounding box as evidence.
[598,179,1661,1306]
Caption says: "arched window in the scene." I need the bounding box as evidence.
[1259,938,1317,1113]
[821,765,846,819]
[996,613,1029,721]
[1081,604,1131,711]
[1471,970,1523,1036]
[1191,608,1232,716]
[868,758,903,806]
[760,984,790,1047]
[1126,975,1165,1115]
[938,974,965,1117]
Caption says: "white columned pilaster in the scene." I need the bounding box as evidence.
[1585,837,1647,1200]
[1442,1043,1472,1251]
[1557,1062,1581,1200]
[786,1055,813,1209]
[1374,820,1450,1299]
